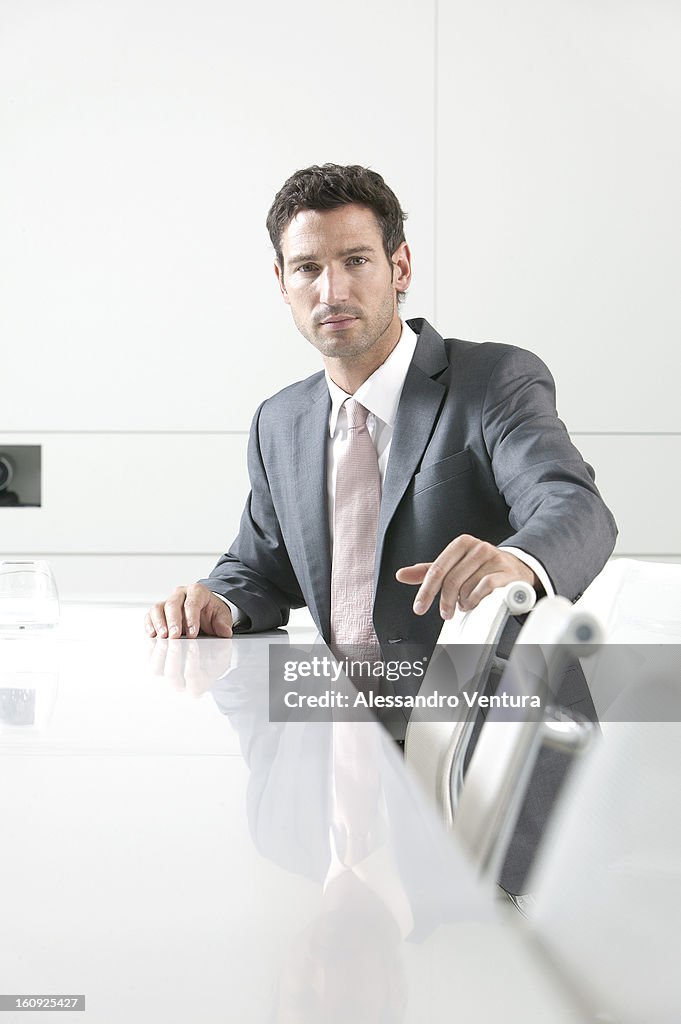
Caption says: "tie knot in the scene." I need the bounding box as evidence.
[345,398,369,431]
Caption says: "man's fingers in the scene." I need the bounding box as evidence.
[408,536,476,614]
[414,547,480,615]
[438,544,493,618]
[163,590,189,638]
[461,571,510,611]
[213,618,234,639]
[398,558,472,616]
[148,601,170,638]
[405,536,493,617]
[204,599,233,638]
[146,586,190,638]
[395,563,431,585]
[184,585,212,638]
[145,585,235,640]
[412,560,449,614]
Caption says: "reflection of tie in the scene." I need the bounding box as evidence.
[330,399,381,663]
[330,721,381,867]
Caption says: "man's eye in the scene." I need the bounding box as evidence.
[297,264,318,273]
[348,257,367,266]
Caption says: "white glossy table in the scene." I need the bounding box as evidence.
[0,603,586,1023]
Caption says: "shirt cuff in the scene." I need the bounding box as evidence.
[211,592,247,629]
[499,547,555,598]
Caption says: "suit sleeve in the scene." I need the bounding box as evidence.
[483,347,618,600]
[198,401,306,632]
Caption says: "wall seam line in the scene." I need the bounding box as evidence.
[433,0,439,326]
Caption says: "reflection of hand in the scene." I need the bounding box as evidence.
[148,637,234,697]
[396,534,538,617]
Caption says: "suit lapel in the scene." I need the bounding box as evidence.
[374,319,449,582]
[289,320,449,630]
[292,379,332,637]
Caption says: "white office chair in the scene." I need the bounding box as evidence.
[404,580,536,829]
[450,596,603,886]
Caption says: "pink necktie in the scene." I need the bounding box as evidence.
[330,399,382,665]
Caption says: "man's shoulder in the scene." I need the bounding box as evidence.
[256,369,327,422]
[444,335,516,362]
[433,336,551,396]
[410,318,546,376]
[445,336,546,369]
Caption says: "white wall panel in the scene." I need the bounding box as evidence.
[4,1,676,597]
[1,0,435,433]
[576,434,681,555]
[0,433,250,553]
[436,1,681,433]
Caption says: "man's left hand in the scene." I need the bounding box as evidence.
[395,535,539,618]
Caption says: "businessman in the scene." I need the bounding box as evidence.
[145,163,616,895]
[145,162,616,655]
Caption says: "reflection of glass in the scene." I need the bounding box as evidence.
[0,560,60,630]
[0,671,59,734]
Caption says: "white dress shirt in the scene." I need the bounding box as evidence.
[218,320,552,626]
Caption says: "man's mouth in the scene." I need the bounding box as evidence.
[319,316,358,330]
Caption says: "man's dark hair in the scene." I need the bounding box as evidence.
[266,162,408,271]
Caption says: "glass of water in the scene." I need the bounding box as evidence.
[0,560,60,630]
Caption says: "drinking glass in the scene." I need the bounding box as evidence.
[0,560,60,630]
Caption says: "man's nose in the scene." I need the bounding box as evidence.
[318,265,350,305]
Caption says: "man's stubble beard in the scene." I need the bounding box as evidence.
[292,288,397,361]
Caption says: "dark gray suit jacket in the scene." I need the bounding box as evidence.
[202,317,617,649]
[200,317,618,893]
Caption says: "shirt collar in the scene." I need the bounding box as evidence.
[325,320,418,435]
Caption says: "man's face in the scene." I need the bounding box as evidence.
[274,204,410,363]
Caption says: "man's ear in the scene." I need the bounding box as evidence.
[391,241,412,298]
[274,260,290,305]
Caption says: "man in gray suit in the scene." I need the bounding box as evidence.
[145,163,617,895]
[145,162,616,652]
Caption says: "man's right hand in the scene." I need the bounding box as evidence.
[145,583,233,639]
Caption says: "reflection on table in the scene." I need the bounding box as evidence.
[0,603,589,1022]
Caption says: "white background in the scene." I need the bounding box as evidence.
[1,0,679,598]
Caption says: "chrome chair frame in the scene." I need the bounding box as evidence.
[404,580,537,829]
[451,596,603,885]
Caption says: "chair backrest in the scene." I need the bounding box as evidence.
[404,581,536,828]
[450,596,603,885]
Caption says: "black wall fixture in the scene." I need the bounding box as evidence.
[0,447,41,507]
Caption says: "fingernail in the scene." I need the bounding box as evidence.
[413,599,424,614]
[441,606,452,620]
[159,626,167,637]
[169,624,179,636]
[187,623,196,635]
